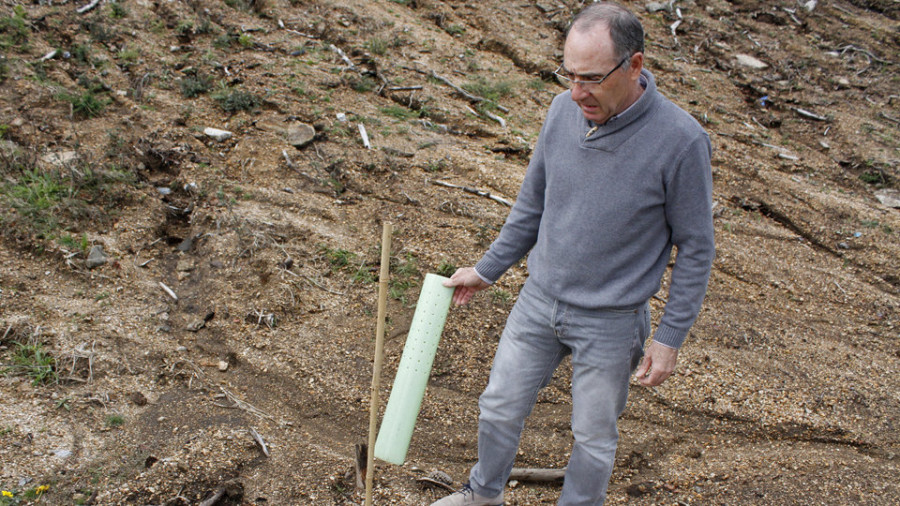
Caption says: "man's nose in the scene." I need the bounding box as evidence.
[570,83,590,101]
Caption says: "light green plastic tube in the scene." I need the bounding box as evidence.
[374,273,454,465]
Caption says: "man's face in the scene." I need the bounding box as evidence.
[562,25,643,124]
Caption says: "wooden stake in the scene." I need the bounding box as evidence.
[366,222,393,505]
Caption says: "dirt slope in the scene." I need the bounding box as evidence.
[1,0,898,504]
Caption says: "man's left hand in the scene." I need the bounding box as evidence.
[634,342,679,387]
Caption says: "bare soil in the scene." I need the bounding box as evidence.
[1,0,898,504]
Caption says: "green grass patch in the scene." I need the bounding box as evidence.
[105,414,125,428]
[380,105,419,121]
[435,260,456,277]
[213,86,260,113]
[0,5,29,50]
[57,90,109,119]
[179,74,212,98]
[1,156,135,241]
[2,341,58,386]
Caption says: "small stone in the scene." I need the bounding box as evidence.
[835,77,851,89]
[186,319,206,332]
[218,360,229,371]
[86,245,108,269]
[204,127,233,141]
[177,236,193,252]
[875,189,900,208]
[176,259,194,272]
[286,122,316,148]
[734,54,768,70]
[175,346,187,352]
[130,392,148,406]
[41,151,79,167]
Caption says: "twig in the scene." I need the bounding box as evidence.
[431,179,512,207]
[387,86,424,91]
[426,70,509,113]
[879,112,900,125]
[158,281,178,302]
[303,276,346,296]
[77,0,100,14]
[794,108,828,121]
[832,280,847,295]
[249,427,270,457]
[358,123,371,149]
[282,149,297,170]
[198,488,225,506]
[330,44,356,70]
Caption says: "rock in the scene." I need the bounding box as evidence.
[734,54,768,70]
[646,1,674,13]
[177,236,193,252]
[176,259,194,272]
[286,122,316,148]
[204,127,233,141]
[129,392,148,406]
[53,449,73,458]
[86,245,108,269]
[41,150,79,167]
[218,360,229,371]
[186,319,206,332]
[835,77,851,89]
[875,189,900,208]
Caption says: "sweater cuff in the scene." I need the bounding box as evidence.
[472,267,494,286]
[652,324,689,349]
[474,257,506,284]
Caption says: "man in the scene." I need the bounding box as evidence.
[433,2,714,505]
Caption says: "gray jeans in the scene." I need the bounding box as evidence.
[468,280,649,505]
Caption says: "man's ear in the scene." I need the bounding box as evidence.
[627,52,644,78]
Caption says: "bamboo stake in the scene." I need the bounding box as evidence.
[366,222,393,506]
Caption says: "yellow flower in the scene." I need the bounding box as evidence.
[35,485,49,495]
[1,490,13,497]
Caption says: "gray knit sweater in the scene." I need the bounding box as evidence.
[475,69,714,349]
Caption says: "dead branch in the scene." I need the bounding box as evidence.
[77,0,100,15]
[159,281,178,301]
[303,275,346,296]
[406,67,510,113]
[249,427,270,457]
[508,467,566,483]
[330,44,356,71]
[431,179,513,207]
[794,108,828,122]
[198,488,225,506]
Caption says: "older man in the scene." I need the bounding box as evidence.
[433,2,714,505]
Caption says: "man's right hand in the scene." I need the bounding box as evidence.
[442,267,490,306]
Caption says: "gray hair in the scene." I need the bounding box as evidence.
[568,2,645,60]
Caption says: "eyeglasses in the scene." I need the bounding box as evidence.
[554,56,630,91]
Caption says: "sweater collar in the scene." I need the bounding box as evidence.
[583,69,657,138]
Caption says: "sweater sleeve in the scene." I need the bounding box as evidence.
[474,116,551,282]
[653,133,715,349]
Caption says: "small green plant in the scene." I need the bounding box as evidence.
[3,341,58,386]
[444,24,465,36]
[238,33,253,48]
[462,77,513,111]
[58,90,109,119]
[58,233,90,252]
[349,76,377,93]
[490,287,513,304]
[55,397,72,411]
[319,245,356,271]
[213,86,260,113]
[352,264,376,284]
[179,74,212,98]
[108,1,128,19]
[424,158,447,173]
[436,260,456,277]
[380,105,419,121]
[0,5,29,50]
[105,414,125,428]
[175,21,194,37]
[365,38,388,55]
